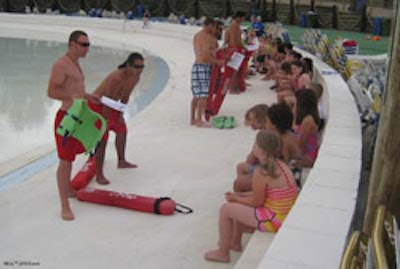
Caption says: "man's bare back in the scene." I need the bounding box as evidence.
[93,69,139,118]
[193,29,217,64]
[224,19,243,48]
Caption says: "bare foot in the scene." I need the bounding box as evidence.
[118,161,138,169]
[195,121,212,128]
[243,226,255,233]
[204,249,230,263]
[230,243,242,252]
[61,209,75,221]
[96,176,110,185]
[190,120,195,125]
[68,188,76,198]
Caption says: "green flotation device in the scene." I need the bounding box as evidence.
[212,116,237,129]
[57,99,107,154]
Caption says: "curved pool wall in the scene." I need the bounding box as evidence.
[0,14,362,268]
[0,18,169,188]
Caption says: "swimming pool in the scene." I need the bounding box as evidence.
[0,37,169,181]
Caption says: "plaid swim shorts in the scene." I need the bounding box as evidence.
[191,63,212,98]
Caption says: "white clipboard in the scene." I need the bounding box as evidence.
[100,96,127,113]
[227,52,245,71]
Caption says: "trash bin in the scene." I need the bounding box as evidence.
[299,13,307,27]
[381,18,391,36]
[372,17,382,36]
[306,13,317,28]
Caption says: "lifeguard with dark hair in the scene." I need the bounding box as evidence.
[89,52,145,184]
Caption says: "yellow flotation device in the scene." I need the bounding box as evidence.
[57,99,107,154]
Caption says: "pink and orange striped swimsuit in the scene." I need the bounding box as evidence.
[255,161,298,232]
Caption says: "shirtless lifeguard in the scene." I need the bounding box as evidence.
[48,30,98,221]
[223,11,246,93]
[224,11,246,49]
[89,53,144,185]
[191,17,223,128]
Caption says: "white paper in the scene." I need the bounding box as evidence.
[227,52,245,71]
[100,96,127,112]
[245,44,257,52]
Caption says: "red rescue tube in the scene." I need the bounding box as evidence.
[238,49,253,92]
[70,157,96,191]
[77,188,176,215]
[206,47,247,120]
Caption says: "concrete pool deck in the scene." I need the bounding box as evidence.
[0,14,362,269]
[0,14,277,269]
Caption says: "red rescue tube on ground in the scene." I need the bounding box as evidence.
[70,157,96,191]
[77,188,176,215]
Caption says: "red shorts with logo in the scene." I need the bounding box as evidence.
[88,101,127,141]
[54,110,85,161]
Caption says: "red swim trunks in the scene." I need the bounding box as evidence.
[54,109,85,161]
[88,101,127,140]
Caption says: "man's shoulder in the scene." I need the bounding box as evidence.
[106,70,123,83]
[195,29,206,37]
[54,55,67,65]
[52,55,70,71]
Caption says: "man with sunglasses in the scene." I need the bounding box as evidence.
[48,30,98,221]
[88,53,145,185]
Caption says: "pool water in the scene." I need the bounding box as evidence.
[0,37,168,165]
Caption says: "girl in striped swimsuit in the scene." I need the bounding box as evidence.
[205,130,298,263]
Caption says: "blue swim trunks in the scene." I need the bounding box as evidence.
[191,63,212,98]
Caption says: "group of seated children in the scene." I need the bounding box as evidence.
[205,85,324,262]
[204,27,326,263]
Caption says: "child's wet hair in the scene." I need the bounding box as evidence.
[295,89,319,125]
[256,130,282,178]
[267,103,293,134]
[244,104,269,129]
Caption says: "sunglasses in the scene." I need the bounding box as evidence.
[132,64,145,69]
[75,41,90,47]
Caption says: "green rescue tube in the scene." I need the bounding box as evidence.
[57,99,107,154]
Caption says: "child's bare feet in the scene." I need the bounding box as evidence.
[61,209,75,221]
[118,161,138,169]
[204,249,230,263]
[96,176,110,185]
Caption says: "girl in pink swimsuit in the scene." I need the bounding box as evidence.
[294,89,320,167]
[205,130,298,263]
